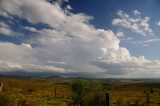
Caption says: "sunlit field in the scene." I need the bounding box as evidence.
[0,77,160,106]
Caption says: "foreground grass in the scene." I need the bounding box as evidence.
[0,77,160,105]
[0,77,72,106]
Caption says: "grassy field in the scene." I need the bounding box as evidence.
[0,76,160,106]
[0,77,72,106]
[109,85,160,106]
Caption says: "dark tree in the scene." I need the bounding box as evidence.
[71,79,87,106]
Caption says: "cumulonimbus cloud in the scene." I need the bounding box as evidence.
[0,0,159,78]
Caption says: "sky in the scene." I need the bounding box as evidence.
[1,0,160,78]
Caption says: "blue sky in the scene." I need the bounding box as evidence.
[1,0,160,78]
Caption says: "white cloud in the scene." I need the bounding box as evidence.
[116,31,125,38]
[0,0,66,29]
[22,64,65,73]
[47,60,66,65]
[157,21,160,26]
[24,26,38,32]
[21,43,32,50]
[0,42,66,73]
[0,42,33,63]
[132,38,160,46]
[121,37,134,41]
[0,22,20,36]
[142,44,149,47]
[0,61,65,73]
[145,39,160,43]
[0,10,9,18]
[0,0,159,77]
[0,22,13,36]
[93,52,160,75]
[112,10,153,36]
[133,10,141,16]
[66,5,72,10]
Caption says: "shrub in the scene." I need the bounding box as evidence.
[88,81,105,106]
[71,79,87,106]
[71,80,106,106]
